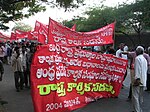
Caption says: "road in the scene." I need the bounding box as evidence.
[0,64,150,112]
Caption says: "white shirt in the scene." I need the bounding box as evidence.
[11,52,23,72]
[122,46,128,60]
[116,49,123,58]
[94,46,101,52]
[4,46,8,56]
[134,54,147,86]
[21,52,27,69]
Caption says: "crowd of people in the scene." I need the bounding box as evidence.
[0,41,38,106]
[115,43,150,112]
[0,41,150,112]
[0,41,38,90]
[88,43,150,112]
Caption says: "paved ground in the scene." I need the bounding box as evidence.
[0,64,150,112]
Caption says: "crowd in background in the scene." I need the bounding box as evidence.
[76,43,150,112]
[0,41,38,91]
[113,43,150,112]
[0,41,150,112]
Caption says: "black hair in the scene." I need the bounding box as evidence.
[14,46,19,51]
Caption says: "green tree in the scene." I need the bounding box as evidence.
[83,6,116,31]
[132,0,150,28]
[63,6,117,32]
[116,1,150,45]
[12,22,32,31]
[0,0,85,30]
[64,0,150,46]
[62,16,87,32]
[64,6,119,31]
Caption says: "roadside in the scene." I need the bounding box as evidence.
[0,65,150,112]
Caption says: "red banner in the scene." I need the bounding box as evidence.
[10,32,16,40]
[34,21,48,44]
[15,30,38,41]
[10,32,16,41]
[15,29,30,39]
[28,31,38,40]
[48,18,115,46]
[31,44,127,112]
[70,24,76,31]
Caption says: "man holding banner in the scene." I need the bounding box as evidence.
[30,19,128,112]
[31,44,128,112]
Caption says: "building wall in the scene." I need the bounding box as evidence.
[114,32,150,50]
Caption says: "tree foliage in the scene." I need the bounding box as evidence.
[83,6,116,31]
[0,0,85,30]
[115,1,150,44]
[63,6,117,32]
[63,0,150,45]
[132,0,150,28]
[12,22,32,31]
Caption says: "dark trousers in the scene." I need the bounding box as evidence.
[0,57,4,63]
[146,74,150,90]
[128,84,132,99]
[123,70,127,81]
[14,71,24,90]
[3,56,7,64]
[26,69,31,87]
[23,70,29,87]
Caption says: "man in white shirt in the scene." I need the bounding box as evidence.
[132,46,147,112]
[122,45,128,60]
[11,46,24,92]
[21,46,29,88]
[93,46,101,52]
[116,43,128,87]
[116,43,125,58]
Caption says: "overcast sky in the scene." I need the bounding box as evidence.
[20,0,135,25]
[1,0,135,35]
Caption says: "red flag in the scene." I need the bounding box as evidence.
[34,21,48,44]
[28,31,38,40]
[71,24,76,31]
[15,30,29,39]
[10,32,16,40]
[48,18,115,46]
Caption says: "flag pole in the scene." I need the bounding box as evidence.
[113,20,116,49]
[47,17,51,44]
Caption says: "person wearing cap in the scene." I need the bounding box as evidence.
[116,43,125,58]
[132,46,147,112]
[93,46,101,52]
[123,46,150,101]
